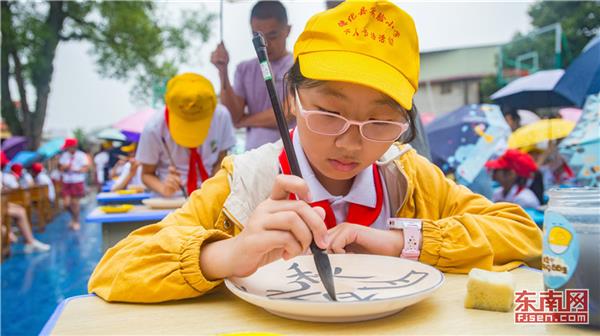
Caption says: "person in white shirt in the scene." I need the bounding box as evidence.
[111,143,143,191]
[58,138,89,230]
[136,73,236,197]
[3,163,34,189]
[486,149,541,209]
[31,162,56,202]
[0,154,51,253]
[93,141,111,189]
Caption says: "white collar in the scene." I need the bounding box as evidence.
[292,128,376,208]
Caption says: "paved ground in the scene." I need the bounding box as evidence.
[1,195,101,336]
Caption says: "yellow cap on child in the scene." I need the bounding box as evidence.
[120,143,137,153]
[165,73,217,148]
[294,0,419,110]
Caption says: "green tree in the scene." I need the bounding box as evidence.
[500,1,599,79]
[528,1,599,59]
[1,1,214,149]
[72,127,89,152]
[479,75,502,104]
[486,0,599,98]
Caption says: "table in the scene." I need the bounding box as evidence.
[95,192,154,205]
[100,181,114,192]
[86,205,171,251]
[43,268,597,335]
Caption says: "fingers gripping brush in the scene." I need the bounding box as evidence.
[252,32,337,301]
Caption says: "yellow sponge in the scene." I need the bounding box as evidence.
[464,268,515,312]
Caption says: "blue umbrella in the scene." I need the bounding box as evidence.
[426,104,511,183]
[8,151,41,168]
[555,40,600,107]
[37,137,65,160]
[559,93,600,187]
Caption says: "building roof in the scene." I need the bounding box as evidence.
[419,44,500,83]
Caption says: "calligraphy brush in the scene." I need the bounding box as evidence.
[161,137,188,200]
[252,32,337,301]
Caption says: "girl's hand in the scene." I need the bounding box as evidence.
[327,223,404,257]
[161,166,182,197]
[225,174,328,278]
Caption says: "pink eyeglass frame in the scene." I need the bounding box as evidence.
[294,89,409,143]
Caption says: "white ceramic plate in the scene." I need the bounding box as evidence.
[225,254,444,322]
[142,197,186,209]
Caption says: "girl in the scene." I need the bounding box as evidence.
[487,149,541,209]
[89,0,542,303]
[110,143,142,192]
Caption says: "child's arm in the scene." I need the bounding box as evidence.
[140,164,181,197]
[89,164,329,303]
[111,162,139,191]
[199,174,328,280]
[410,154,543,273]
[88,167,233,303]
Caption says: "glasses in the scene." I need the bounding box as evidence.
[295,89,409,142]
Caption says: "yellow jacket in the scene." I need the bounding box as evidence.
[88,142,542,303]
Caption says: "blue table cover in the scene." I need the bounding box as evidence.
[86,208,171,223]
[96,192,153,204]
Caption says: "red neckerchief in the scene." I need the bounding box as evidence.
[555,162,575,182]
[278,130,383,229]
[164,107,209,195]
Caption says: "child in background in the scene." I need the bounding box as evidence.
[1,154,51,253]
[31,162,56,203]
[110,143,142,191]
[48,155,62,183]
[3,163,34,189]
[109,155,126,181]
[59,138,89,230]
[93,141,112,190]
[528,141,575,189]
[211,0,295,151]
[136,73,236,197]
[486,149,541,209]
[89,0,542,303]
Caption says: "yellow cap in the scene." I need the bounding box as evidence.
[121,143,137,153]
[294,0,419,110]
[101,140,112,150]
[165,73,217,148]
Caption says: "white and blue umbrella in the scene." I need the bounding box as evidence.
[559,93,600,187]
[96,128,126,142]
[491,69,574,109]
[426,104,511,183]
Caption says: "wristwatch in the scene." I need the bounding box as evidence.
[388,218,422,261]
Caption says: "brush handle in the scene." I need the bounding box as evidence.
[252,33,302,178]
